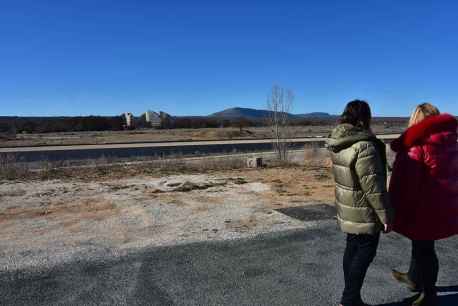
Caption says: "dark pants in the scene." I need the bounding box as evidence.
[408,240,439,296]
[341,233,380,306]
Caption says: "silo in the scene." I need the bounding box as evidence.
[124,112,133,128]
[145,110,154,123]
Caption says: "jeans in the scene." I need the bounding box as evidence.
[408,240,439,296]
[341,233,380,306]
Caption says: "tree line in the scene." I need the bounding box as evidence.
[0,116,125,134]
[0,115,408,135]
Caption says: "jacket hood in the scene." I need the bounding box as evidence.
[391,113,458,152]
[327,124,376,153]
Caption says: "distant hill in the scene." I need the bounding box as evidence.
[210,107,333,119]
[210,107,273,119]
[295,112,334,118]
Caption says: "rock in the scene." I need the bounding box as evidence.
[230,177,247,185]
[247,157,263,168]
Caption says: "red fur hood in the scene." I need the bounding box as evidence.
[391,113,458,152]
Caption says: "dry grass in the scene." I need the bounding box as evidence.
[231,166,335,206]
[0,153,260,182]
[2,122,406,148]
[0,198,117,223]
[0,154,30,180]
[0,154,69,181]
[2,126,332,148]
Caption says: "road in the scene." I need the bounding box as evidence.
[1,217,456,305]
[0,135,400,166]
[0,135,401,153]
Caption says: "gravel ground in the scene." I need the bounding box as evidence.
[0,167,334,273]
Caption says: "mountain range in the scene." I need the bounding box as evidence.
[210,107,334,119]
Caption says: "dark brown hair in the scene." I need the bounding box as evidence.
[340,100,372,130]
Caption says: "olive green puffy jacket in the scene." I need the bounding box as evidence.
[327,124,392,235]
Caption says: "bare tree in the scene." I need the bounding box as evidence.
[267,85,294,161]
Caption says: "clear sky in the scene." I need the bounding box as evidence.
[1,0,458,117]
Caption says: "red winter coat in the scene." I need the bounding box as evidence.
[389,113,458,240]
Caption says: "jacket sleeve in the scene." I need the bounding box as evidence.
[355,142,392,225]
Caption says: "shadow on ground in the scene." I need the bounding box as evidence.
[1,205,457,306]
[275,203,336,221]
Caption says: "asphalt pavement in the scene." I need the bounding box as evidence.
[0,219,457,306]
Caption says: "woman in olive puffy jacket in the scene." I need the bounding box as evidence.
[327,100,393,306]
[390,103,458,306]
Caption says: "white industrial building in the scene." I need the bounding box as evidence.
[145,110,161,128]
[124,112,134,128]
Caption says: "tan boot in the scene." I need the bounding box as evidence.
[392,269,420,291]
[411,291,439,306]
[411,292,425,306]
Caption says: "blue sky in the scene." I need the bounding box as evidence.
[1,0,458,117]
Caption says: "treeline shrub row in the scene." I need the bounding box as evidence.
[0,116,270,133]
[0,116,124,133]
[0,116,410,134]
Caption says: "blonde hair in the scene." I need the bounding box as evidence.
[408,103,440,127]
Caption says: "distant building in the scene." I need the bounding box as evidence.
[159,111,171,119]
[124,112,134,129]
[159,111,173,129]
[123,110,172,130]
[145,110,161,128]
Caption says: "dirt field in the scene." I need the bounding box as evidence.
[0,166,334,272]
[0,123,405,148]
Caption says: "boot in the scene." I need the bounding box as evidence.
[411,292,438,306]
[411,292,424,306]
[392,269,421,292]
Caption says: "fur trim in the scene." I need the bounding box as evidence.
[391,113,457,151]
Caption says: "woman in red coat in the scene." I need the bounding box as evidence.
[389,103,458,306]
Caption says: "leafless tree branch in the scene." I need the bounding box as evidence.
[267,85,294,161]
